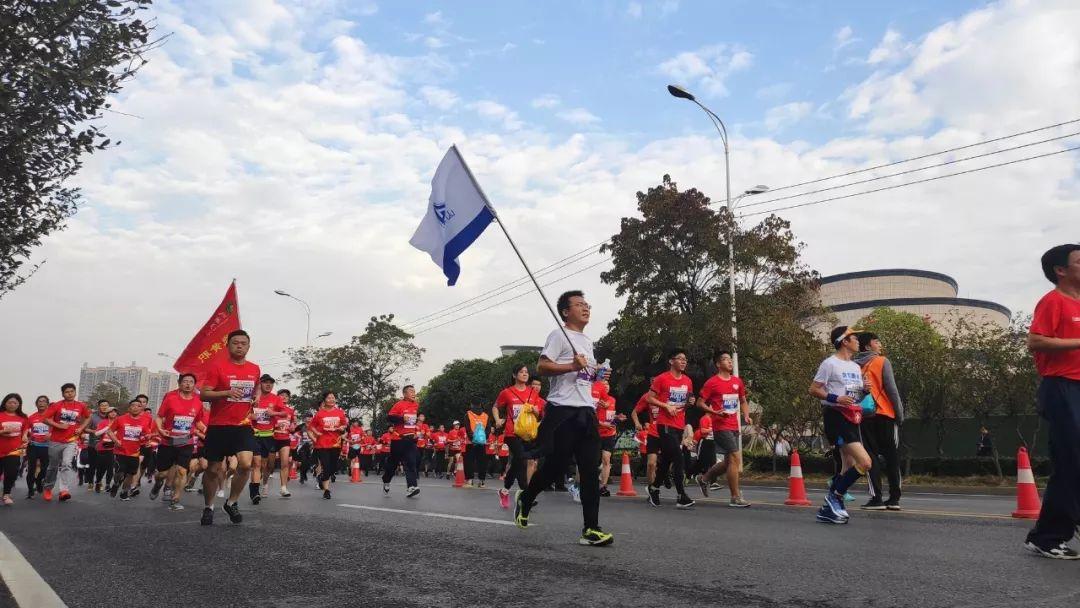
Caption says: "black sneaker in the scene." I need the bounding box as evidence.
[130,487,140,498]
[222,501,242,524]
[119,490,130,501]
[598,485,611,497]
[200,507,214,526]
[579,528,614,547]
[861,499,886,511]
[407,486,420,498]
[383,483,390,495]
[252,495,261,505]
[149,480,163,501]
[647,485,661,507]
[109,484,120,498]
[676,494,695,509]
[884,499,901,511]
[696,474,709,497]
[513,490,529,529]
[1025,541,1080,560]
[663,478,672,490]
[323,489,331,500]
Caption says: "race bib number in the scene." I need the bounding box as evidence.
[253,408,271,424]
[650,405,660,418]
[275,419,291,432]
[669,386,688,406]
[603,409,615,423]
[230,380,256,401]
[171,416,194,435]
[722,394,739,413]
[59,408,79,424]
[404,413,417,427]
[1,421,22,434]
[322,416,340,432]
[32,422,49,435]
[123,425,143,441]
[841,372,864,400]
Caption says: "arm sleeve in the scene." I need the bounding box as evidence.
[539,330,565,363]
[1029,295,1059,336]
[649,375,663,396]
[386,403,404,424]
[882,358,905,424]
[812,360,830,385]
[201,365,218,392]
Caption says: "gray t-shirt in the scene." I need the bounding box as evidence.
[813,355,865,407]
[540,327,597,408]
[87,411,108,447]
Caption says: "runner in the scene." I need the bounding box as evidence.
[26,395,51,499]
[269,390,296,497]
[595,383,625,497]
[0,394,29,506]
[249,374,283,504]
[91,408,117,493]
[84,399,111,492]
[41,383,91,502]
[152,373,205,510]
[493,364,542,509]
[431,424,448,478]
[697,350,752,507]
[377,429,394,475]
[134,394,155,489]
[308,391,346,500]
[631,392,661,497]
[360,429,376,476]
[809,326,874,525]
[416,414,431,477]
[199,329,261,526]
[513,290,613,546]
[446,421,464,478]
[107,399,154,501]
[383,385,421,498]
[646,349,696,509]
[347,420,364,476]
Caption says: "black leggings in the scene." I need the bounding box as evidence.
[467,444,487,481]
[315,448,338,485]
[1,455,20,495]
[654,427,687,496]
[522,406,601,530]
[25,444,49,492]
[503,436,528,491]
[95,451,115,485]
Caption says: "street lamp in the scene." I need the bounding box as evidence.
[667,84,767,376]
[314,331,332,340]
[274,289,311,347]
[104,379,124,405]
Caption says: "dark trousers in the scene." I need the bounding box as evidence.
[860,415,902,502]
[1,455,19,494]
[25,444,49,493]
[383,438,419,488]
[695,439,717,475]
[654,426,687,496]
[466,444,487,481]
[433,451,446,476]
[1028,377,1080,546]
[503,436,528,491]
[522,405,601,531]
[94,450,115,485]
[315,448,338,484]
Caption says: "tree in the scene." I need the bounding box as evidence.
[87,382,132,414]
[1,1,158,298]
[285,315,424,424]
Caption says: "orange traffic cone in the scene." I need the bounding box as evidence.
[784,450,812,506]
[289,461,298,481]
[1012,447,1041,519]
[453,454,465,488]
[350,458,362,483]
[615,453,638,497]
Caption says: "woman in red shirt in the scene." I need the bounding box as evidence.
[307,391,346,500]
[92,409,118,492]
[492,364,541,507]
[0,394,30,505]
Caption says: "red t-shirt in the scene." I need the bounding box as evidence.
[0,413,28,456]
[43,400,90,443]
[432,431,448,450]
[694,415,714,441]
[28,412,51,445]
[387,400,420,437]
[360,434,376,455]
[347,426,364,449]
[699,374,746,432]
[596,397,618,438]
[378,433,393,453]
[272,404,296,440]
[310,407,346,449]
[95,418,115,452]
[157,390,204,447]
[498,437,509,457]
[251,393,284,435]
[202,359,260,426]
[650,371,693,430]
[1030,289,1080,380]
[635,427,649,454]
[111,412,153,457]
[633,394,660,438]
[289,432,300,450]
[494,386,542,437]
[416,423,430,448]
[447,428,465,452]
[485,435,497,455]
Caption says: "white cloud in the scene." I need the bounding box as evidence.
[658,44,753,97]
[500,42,517,53]
[867,28,914,64]
[834,25,859,52]
[419,85,459,110]
[764,101,813,131]
[470,100,523,130]
[424,11,444,25]
[556,108,601,125]
[627,2,643,19]
[531,94,561,109]
[424,36,445,49]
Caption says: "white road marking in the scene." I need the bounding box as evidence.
[0,532,67,608]
[339,503,514,526]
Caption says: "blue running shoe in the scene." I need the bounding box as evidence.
[844,492,855,503]
[824,492,850,519]
[816,505,848,524]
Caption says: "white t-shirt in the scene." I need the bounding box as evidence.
[540,327,597,408]
[813,355,865,407]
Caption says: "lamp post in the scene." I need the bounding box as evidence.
[667,84,767,376]
[314,331,332,340]
[274,289,311,347]
[104,379,124,405]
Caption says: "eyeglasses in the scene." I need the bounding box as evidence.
[571,302,592,310]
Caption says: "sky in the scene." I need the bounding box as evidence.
[2,0,1079,405]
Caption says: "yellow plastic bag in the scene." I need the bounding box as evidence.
[515,404,539,442]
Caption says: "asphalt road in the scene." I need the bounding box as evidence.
[0,475,1076,608]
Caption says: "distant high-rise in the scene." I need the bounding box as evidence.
[147,371,178,409]
[79,361,148,405]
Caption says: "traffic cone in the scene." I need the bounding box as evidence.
[784,450,812,506]
[453,454,465,488]
[615,453,638,497]
[350,458,362,483]
[1012,447,1041,519]
[289,461,298,480]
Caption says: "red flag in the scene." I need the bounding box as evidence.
[174,281,241,384]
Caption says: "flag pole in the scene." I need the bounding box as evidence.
[449,145,578,356]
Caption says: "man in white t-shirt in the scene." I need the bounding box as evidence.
[809,326,874,525]
[513,290,613,547]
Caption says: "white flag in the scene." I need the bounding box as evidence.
[409,146,495,286]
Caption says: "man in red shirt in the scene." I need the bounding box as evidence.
[431,424,448,478]
[152,372,207,510]
[416,413,432,477]
[26,396,52,499]
[646,348,696,509]
[631,393,660,488]
[198,329,261,526]
[1024,244,1080,559]
[41,382,91,502]
[446,421,464,478]
[697,350,752,507]
[383,385,421,498]
[595,387,625,497]
[108,399,154,501]
[360,430,376,476]
[267,388,296,497]
[249,374,284,504]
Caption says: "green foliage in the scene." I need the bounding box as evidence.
[86,382,132,414]
[418,351,542,428]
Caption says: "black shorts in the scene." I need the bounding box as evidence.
[274,439,291,452]
[348,447,361,461]
[823,407,862,448]
[140,446,155,460]
[253,435,277,458]
[600,436,616,453]
[117,455,140,476]
[645,435,661,455]
[156,444,194,471]
[203,426,257,462]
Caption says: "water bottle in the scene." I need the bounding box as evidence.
[596,358,611,381]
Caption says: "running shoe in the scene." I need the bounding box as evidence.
[260,485,270,498]
[222,501,242,524]
[216,488,224,498]
[2,496,12,506]
[843,492,854,502]
[406,487,420,498]
[119,491,130,501]
[816,505,848,524]
[95,483,102,493]
[729,496,751,508]
[322,489,332,500]
[252,494,261,505]
[280,487,291,498]
[478,480,485,488]
[59,491,71,502]
[42,488,53,501]
[200,507,214,526]
[696,475,709,497]
[1024,541,1080,560]
[579,528,614,547]
[663,478,672,490]
[149,480,163,501]
[709,482,723,491]
[513,490,529,529]
[109,484,119,498]
[676,494,695,509]
[598,485,611,498]
[383,483,390,495]
[499,488,511,509]
[647,485,661,507]
[569,483,581,503]
[129,487,139,498]
[884,499,901,511]
[824,492,849,519]
[169,502,185,511]
[861,499,886,511]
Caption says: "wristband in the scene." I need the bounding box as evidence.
[825,394,839,404]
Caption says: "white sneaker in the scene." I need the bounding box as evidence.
[280,486,291,498]
[216,489,224,498]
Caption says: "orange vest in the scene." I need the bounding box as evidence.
[466,411,488,440]
[862,356,896,419]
